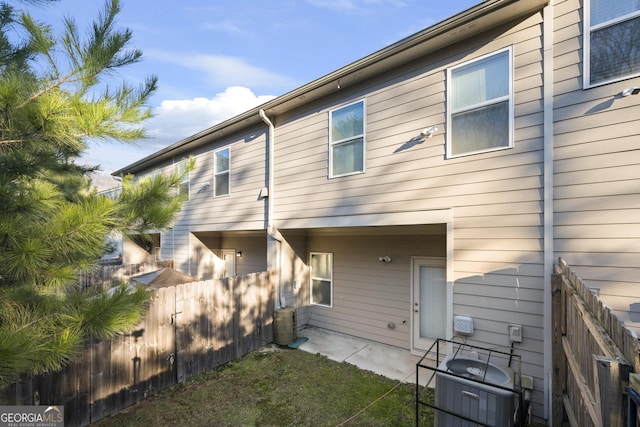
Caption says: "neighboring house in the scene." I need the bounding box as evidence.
[97,186,162,265]
[113,0,640,423]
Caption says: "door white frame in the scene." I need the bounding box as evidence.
[221,248,236,278]
[410,256,451,354]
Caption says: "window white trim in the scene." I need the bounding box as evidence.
[446,47,514,159]
[310,252,333,308]
[328,99,366,178]
[213,147,230,198]
[584,2,640,88]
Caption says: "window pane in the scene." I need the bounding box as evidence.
[177,162,188,174]
[591,0,640,26]
[451,101,509,156]
[311,253,331,279]
[332,138,364,176]
[215,148,230,172]
[179,182,189,197]
[451,51,509,110]
[419,266,446,340]
[176,161,189,200]
[590,17,640,84]
[214,173,229,196]
[311,279,331,306]
[331,102,363,141]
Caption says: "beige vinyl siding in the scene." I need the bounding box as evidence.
[189,233,219,280]
[220,235,267,276]
[307,233,446,349]
[114,5,556,419]
[273,11,546,410]
[278,233,311,327]
[178,127,268,231]
[274,15,544,222]
[188,233,267,280]
[553,0,640,330]
[165,224,190,273]
[147,127,268,279]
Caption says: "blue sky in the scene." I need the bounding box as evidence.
[32,0,478,187]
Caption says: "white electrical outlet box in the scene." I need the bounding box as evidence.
[453,316,474,336]
[508,324,523,343]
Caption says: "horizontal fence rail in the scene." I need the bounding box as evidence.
[78,261,174,290]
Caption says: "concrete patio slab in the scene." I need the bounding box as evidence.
[296,326,369,362]
[296,326,435,386]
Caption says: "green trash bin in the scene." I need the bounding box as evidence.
[274,306,296,346]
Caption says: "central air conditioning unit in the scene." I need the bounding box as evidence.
[435,355,515,426]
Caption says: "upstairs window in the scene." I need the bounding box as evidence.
[214,147,230,197]
[176,160,189,200]
[585,0,640,86]
[329,100,365,177]
[447,48,513,158]
[310,252,333,307]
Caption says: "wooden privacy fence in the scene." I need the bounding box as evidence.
[1,271,275,427]
[78,261,174,290]
[552,258,640,427]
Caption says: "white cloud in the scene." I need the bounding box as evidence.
[188,54,295,89]
[146,86,276,145]
[204,20,245,35]
[146,49,298,90]
[83,86,276,188]
[304,0,407,13]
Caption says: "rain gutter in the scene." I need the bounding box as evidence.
[113,0,546,176]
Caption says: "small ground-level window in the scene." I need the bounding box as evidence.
[310,252,332,307]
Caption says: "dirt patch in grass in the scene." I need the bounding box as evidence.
[93,345,434,426]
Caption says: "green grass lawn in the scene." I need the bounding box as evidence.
[93,345,434,426]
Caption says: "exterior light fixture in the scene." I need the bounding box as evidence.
[622,87,640,96]
[421,125,438,138]
[236,251,242,258]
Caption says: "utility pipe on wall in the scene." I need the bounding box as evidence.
[259,109,286,309]
[542,1,554,421]
[259,109,275,234]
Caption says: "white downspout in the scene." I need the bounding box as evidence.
[260,109,275,235]
[542,1,554,422]
[259,109,286,309]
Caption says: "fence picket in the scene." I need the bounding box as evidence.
[552,258,638,427]
[0,271,275,426]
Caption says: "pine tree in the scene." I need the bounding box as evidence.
[0,0,185,386]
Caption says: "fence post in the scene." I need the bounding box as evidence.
[551,271,565,426]
[594,356,632,427]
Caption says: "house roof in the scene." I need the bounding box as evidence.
[114,0,548,176]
